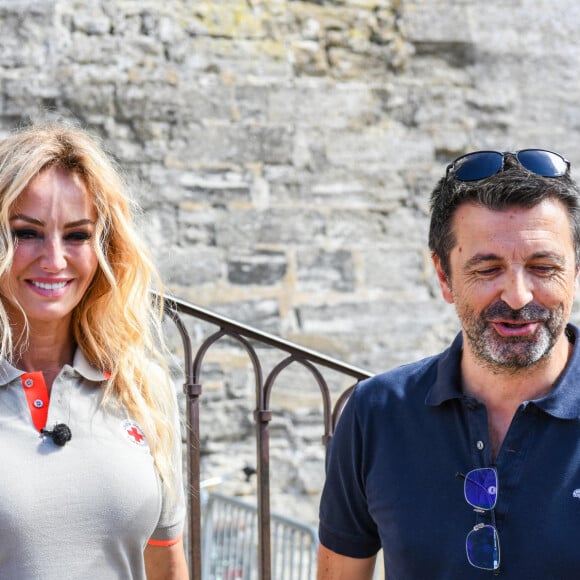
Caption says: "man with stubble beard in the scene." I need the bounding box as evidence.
[318,150,580,579]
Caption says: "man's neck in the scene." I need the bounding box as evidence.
[461,332,572,409]
[461,332,572,460]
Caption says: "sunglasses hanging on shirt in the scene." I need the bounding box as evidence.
[457,467,501,571]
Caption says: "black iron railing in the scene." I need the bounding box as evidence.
[161,292,373,580]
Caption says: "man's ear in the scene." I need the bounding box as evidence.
[432,254,454,304]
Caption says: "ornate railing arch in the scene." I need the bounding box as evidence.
[160,293,373,580]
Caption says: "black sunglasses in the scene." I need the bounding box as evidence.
[457,467,500,571]
[446,149,570,182]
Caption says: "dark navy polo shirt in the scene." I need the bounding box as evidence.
[319,324,580,579]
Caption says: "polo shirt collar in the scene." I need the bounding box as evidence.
[0,348,107,386]
[424,332,464,407]
[426,323,580,420]
[534,324,580,419]
[0,358,23,386]
[70,349,108,382]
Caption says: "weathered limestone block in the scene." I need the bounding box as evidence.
[227,250,289,286]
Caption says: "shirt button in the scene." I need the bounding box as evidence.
[24,378,34,388]
[476,440,485,450]
[33,399,44,408]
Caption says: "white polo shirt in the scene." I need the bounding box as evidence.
[0,350,185,579]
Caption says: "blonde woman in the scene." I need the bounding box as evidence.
[0,123,188,579]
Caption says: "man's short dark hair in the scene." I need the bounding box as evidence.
[428,154,580,278]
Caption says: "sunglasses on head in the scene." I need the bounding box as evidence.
[445,149,570,183]
[457,467,500,571]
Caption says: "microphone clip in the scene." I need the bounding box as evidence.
[41,423,72,447]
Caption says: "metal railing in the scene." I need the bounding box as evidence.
[160,292,374,580]
[202,492,318,580]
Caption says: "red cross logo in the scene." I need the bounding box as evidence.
[122,420,147,447]
[127,426,144,443]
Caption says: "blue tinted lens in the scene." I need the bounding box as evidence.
[466,524,500,570]
[453,151,503,181]
[464,468,498,510]
[517,149,568,177]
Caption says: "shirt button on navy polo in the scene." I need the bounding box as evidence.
[476,440,485,450]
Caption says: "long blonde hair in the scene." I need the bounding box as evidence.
[0,122,178,487]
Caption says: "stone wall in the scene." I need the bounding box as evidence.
[3,0,580,526]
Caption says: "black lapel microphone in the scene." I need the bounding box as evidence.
[41,423,72,447]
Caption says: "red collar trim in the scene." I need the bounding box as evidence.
[20,372,49,432]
